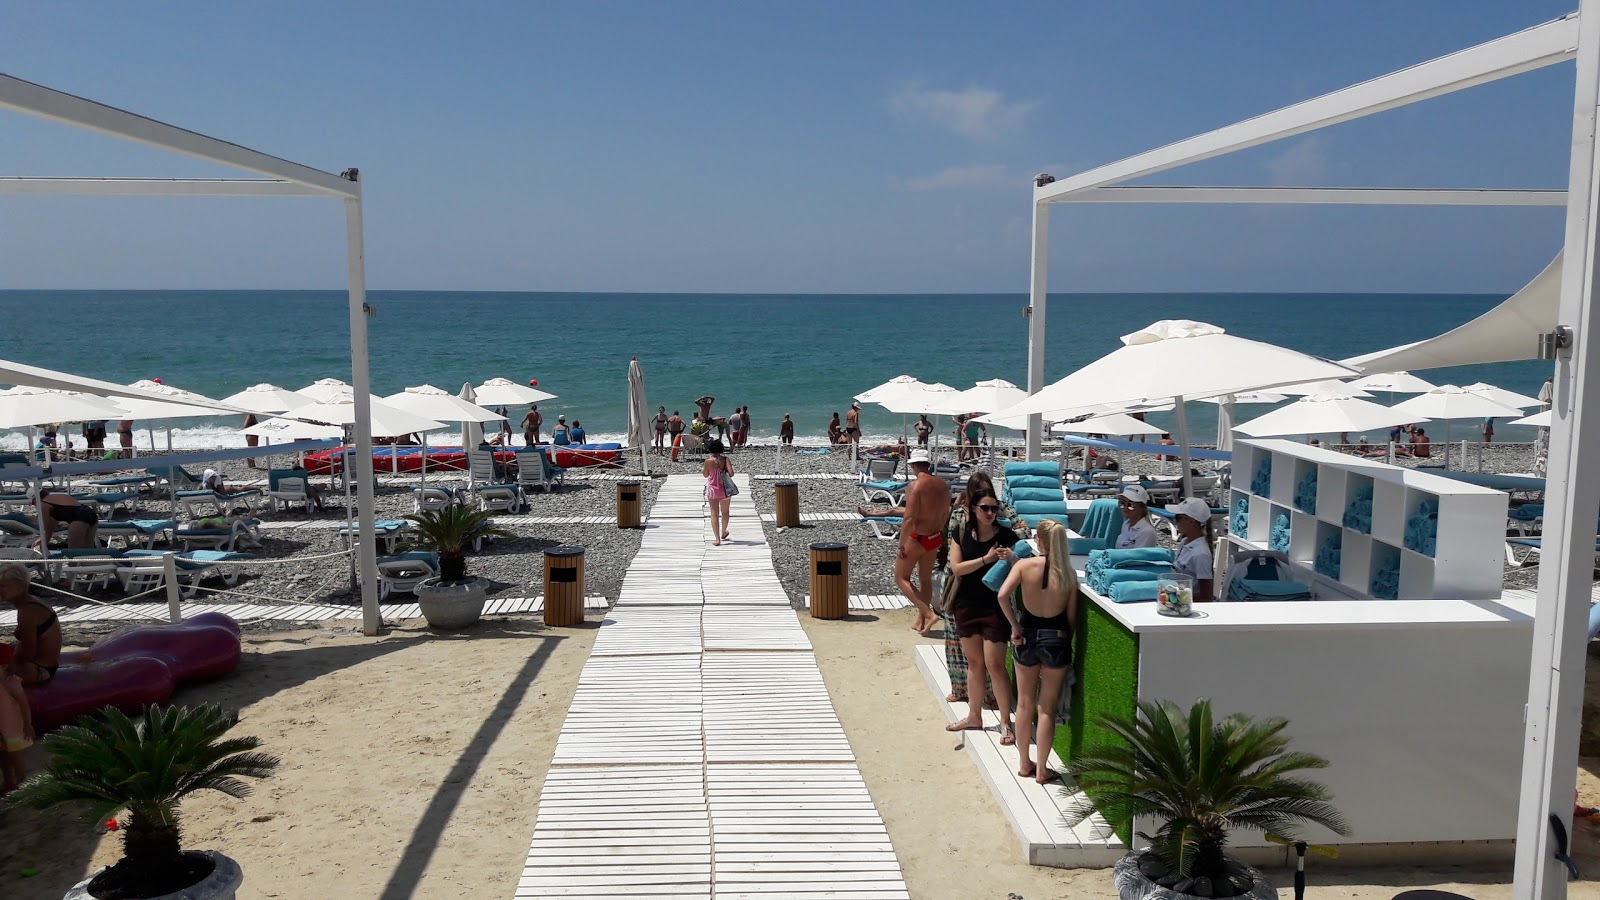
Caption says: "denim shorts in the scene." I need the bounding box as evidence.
[1014,627,1072,669]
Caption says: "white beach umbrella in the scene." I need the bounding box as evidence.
[1196,391,1289,405]
[221,383,312,414]
[297,378,353,403]
[1235,390,1426,438]
[855,374,924,404]
[1512,410,1552,428]
[1389,385,1525,466]
[879,382,961,416]
[627,357,650,476]
[1277,380,1374,398]
[1053,413,1167,436]
[998,320,1359,493]
[0,387,127,429]
[458,383,486,449]
[292,391,448,438]
[474,377,557,406]
[383,385,505,423]
[1462,382,1542,410]
[951,379,1027,414]
[1345,371,1437,394]
[242,417,343,441]
[0,358,229,408]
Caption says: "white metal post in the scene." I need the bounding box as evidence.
[163,552,182,623]
[344,186,382,637]
[1517,4,1600,895]
[1025,198,1050,462]
[1172,395,1192,500]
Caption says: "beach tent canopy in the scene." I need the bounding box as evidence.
[855,375,924,404]
[1001,320,1360,420]
[297,378,353,403]
[382,385,504,423]
[951,379,1027,414]
[474,377,556,406]
[1235,390,1425,438]
[221,383,312,414]
[1052,412,1166,436]
[1463,381,1543,409]
[0,387,128,429]
[1389,384,1528,422]
[1346,371,1438,394]
[1345,253,1563,374]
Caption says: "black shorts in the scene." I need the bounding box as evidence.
[48,503,99,525]
[1014,627,1072,669]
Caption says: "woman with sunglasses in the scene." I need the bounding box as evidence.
[1114,485,1160,549]
[936,472,1030,707]
[997,518,1079,784]
[1169,496,1217,602]
[943,486,1019,743]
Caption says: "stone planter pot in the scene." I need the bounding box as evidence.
[1112,852,1278,900]
[416,576,488,630]
[66,851,243,900]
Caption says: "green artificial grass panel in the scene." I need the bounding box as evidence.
[1065,600,1139,845]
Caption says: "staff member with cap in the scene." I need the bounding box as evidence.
[1115,486,1159,549]
[1170,496,1216,603]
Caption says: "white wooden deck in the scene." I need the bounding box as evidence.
[912,644,1124,868]
[0,595,608,628]
[803,594,912,611]
[517,474,909,899]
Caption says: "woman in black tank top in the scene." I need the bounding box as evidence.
[996,519,1079,786]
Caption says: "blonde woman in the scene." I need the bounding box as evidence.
[998,518,1079,785]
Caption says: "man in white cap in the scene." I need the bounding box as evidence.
[1115,485,1160,549]
[896,448,952,635]
[1169,496,1216,603]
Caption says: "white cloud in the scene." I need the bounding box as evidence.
[1266,136,1331,185]
[905,164,1013,192]
[890,85,1038,142]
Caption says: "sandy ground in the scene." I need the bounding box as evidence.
[0,614,597,899]
[803,606,1600,900]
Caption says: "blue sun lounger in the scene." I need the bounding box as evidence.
[120,549,256,597]
[1505,537,1600,567]
[98,518,177,549]
[339,519,411,555]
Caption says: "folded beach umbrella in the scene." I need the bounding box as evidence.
[998,320,1359,493]
[1345,371,1437,394]
[459,383,486,451]
[1461,381,1542,410]
[474,377,557,406]
[1235,390,1425,438]
[297,378,353,403]
[855,374,924,404]
[952,379,1027,414]
[627,356,650,476]
[221,383,312,414]
[1512,410,1552,428]
[0,386,126,429]
[1052,412,1167,436]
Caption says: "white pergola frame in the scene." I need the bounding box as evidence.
[1025,10,1598,897]
[0,73,385,637]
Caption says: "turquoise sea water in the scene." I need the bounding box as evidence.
[0,290,1549,447]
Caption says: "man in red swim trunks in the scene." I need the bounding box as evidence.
[896,449,952,636]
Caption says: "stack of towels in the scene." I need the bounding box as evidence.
[1371,553,1401,600]
[1085,547,1175,603]
[1230,496,1250,538]
[1315,533,1342,579]
[1343,483,1373,534]
[1251,457,1273,497]
[1269,514,1291,554]
[1294,469,1318,515]
[1404,499,1439,556]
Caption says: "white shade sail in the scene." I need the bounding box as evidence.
[1388,385,1527,421]
[242,417,342,440]
[1512,410,1552,428]
[1235,391,1426,437]
[1462,382,1543,410]
[297,378,354,403]
[951,379,1027,414]
[1053,413,1167,436]
[1346,371,1437,394]
[0,387,128,429]
[855,375,924,404]
[0,357,235,410]
[1000,320,1359,420]
[221,383,312,414]
[1344,253,1562,373]
[474,377,557,406]
[382,385,505,423]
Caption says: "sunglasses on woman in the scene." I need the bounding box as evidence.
[976,504,1000,513]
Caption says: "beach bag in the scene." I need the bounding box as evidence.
[719,466,739,497]
[932,567,959,616]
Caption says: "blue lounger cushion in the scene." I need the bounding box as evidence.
[341,520,407,533]
[379,550,439,565]
[99,519,177,533]
[860,479,907,492]
[1011,499,1067,516]
[1109,581,1160,603]
[124,549,253,569]
[1006,475,1062,494]
[1005,462,1061,479]
[50,548,125,559]
[1008,487,1066,503]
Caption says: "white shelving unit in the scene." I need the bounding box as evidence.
[1226,438,1506,601]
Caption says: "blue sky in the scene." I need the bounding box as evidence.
[0,1,1580,293]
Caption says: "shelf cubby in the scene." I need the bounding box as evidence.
[1341,472,1375,536]
[1292,458,1319,515]
[1400,549,1435,599]
[1314,521,1343,580]
[1246,494,1272,544]
[1340,532,1373,594]
[1316,466,1348,523]
[1370,542,1402,601]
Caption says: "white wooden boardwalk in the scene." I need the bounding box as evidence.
[517,474,909,899]
[0,595,607,628]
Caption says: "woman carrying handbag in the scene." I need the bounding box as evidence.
[703,438,735,546]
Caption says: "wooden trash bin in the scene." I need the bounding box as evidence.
[773,481,800,528]
[543,545,585,626]
[809,542,848,619]
[617,481,642,529]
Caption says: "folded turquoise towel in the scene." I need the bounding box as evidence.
[1098,567,1169,589]
[983,539,1036,591]
[1088,547,1173,566]
[1110,581,1160,603]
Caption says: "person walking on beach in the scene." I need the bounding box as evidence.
[845,402,862,450]
[703,438,733,546]
[738,406,752,447]
[953,415,968,461]
[653,406,669,455]
[668,410,685,460]
[896,449,953,636]
[1483,417,1495,443]
[914,415,932,447]
[727,407,744,450]
[522,405,543,446]
[82,419,108,458]
[780,414,794,448]
[116,419,134,459]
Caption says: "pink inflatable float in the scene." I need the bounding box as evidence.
[25,612,242,731]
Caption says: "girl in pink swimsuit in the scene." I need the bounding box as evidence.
[703,439,732,546]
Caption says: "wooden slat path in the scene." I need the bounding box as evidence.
[912,644,1123,867]
[803,594,912,611]
[759,511,859,522]
[7,595,608,628]
[517,474,908,898]
[752,473,857,480]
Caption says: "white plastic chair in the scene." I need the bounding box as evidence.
[468,451,524,513]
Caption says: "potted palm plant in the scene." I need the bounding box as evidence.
[8,704,278,900]
[403,506,511,629]
[1068,698,1348,900]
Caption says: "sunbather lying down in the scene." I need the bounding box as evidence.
[187,515,262,548]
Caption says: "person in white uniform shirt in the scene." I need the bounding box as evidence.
[1114,485,1160,549]
[1169,497,1215,603]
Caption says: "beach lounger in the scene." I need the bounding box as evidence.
[175,518,261,552]
[83,491,140,516]
[516,449,566,494]
[90,474,160,491]
[120,549,256,597]
[412,485,459,512]
[859,515,902,541]
[859,478,911,505]
[339,519,412,555]
[46,548,126,593]
[467,451,523,514]
[859,457,899,483]
[98,518,177,550]
[1504,536,1600,567]
[176,489,264,519]
[0,512,42,548]
[1508,504,1545,536]
[375,551,440,599]
[148,464,204,490]
[264,469,315,514]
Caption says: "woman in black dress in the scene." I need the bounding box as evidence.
[942,487,1018,744]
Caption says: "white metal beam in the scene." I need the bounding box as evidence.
[1062,186,1568,206]
[0,177,326,197]
[0,73,355,198]
[1037,13,1579,204]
